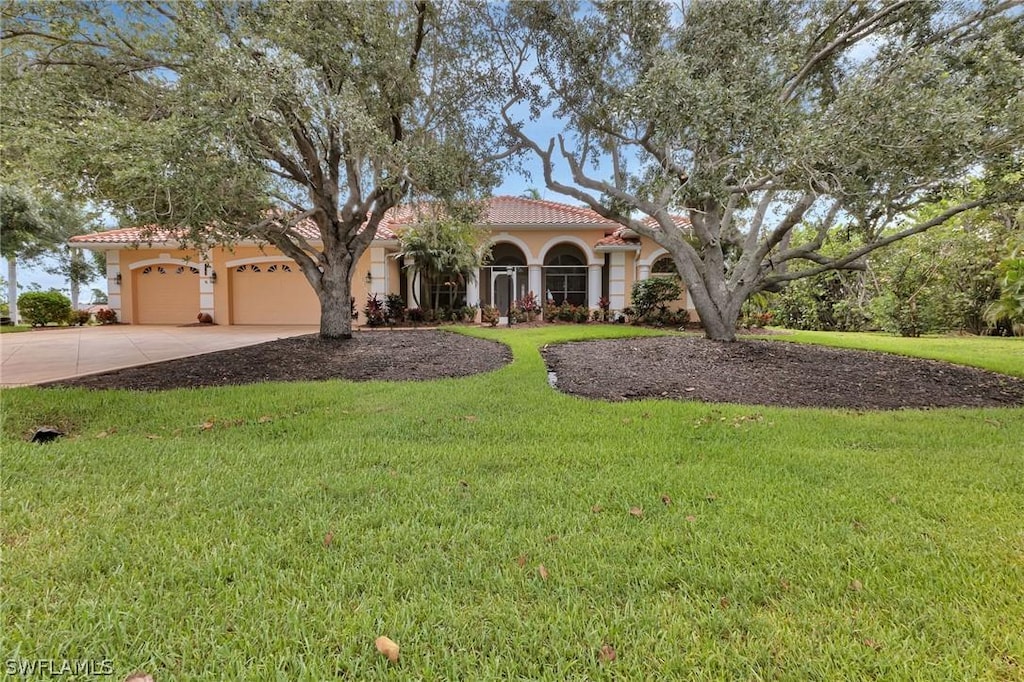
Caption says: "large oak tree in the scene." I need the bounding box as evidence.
[497,0,1023,340]
[1,0,512,338]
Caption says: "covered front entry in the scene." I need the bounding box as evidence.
[229,261,319,325]
[134,263,200,324]
[481,243,529,316]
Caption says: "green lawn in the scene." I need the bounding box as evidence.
[3,327,1022,680]
[0,324,34,334]
[770,329,1024,377]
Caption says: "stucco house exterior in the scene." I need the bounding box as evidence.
[70,196,694,326]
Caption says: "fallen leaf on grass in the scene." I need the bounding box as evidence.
[537,564,549,581]
[516,554,528,567]
[629,507,644,518]
[862,638,883,651]
[591,504,603,513]
[199,421,215,431]
[719,597,731,609]
[779,578,791,591]
[375,635,400,663]
[849,579,863,592]
[144,434,160,440]
[545,534,559,543]
[705,493,718,502]
[685,515,697,523]
[258,415,273,424]
[599,643,617,663]
[323,531,334,547]
[660,494,672,506]
[463,415,478,422]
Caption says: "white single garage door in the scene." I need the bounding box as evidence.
[230,262,320,325]
[134,264,200,324]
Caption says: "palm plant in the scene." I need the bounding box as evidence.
[986,253,1024,335]
[397,219,487,313]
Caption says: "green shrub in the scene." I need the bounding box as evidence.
[17,291,71,327]
[631,277,682,321]
[68,309,91,326]
[384,294,407,325]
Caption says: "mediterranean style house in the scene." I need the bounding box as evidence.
[70,196,694,325]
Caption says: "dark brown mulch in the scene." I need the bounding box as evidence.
[45,330,511,391]
[541,336,1024,409]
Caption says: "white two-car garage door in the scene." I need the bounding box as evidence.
[229,262,320,325]
[134,264,200,324]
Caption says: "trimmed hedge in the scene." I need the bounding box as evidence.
[17,291,71,327]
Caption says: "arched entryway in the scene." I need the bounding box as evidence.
[543,243,588,306]
[481,242,529,315]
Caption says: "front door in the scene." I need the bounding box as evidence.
[493,271,515,316]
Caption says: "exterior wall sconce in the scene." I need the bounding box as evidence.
[365,272,373,285]
[210,270,218,284]
[115,272,122,285]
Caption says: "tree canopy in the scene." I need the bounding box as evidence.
[2,0,515,337]
[496,0,1024,340]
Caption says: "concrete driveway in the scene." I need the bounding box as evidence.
[0,325,318,387]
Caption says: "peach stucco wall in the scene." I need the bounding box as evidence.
[107,226,699,325]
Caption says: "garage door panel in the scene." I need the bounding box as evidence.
[230,262,319,325]
[134,264,200,325]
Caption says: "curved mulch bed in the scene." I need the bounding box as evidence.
[46,331,511,391]
[541,336,1024,409]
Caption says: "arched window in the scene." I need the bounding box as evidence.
[544,245,587,305]
[651,256,678,276]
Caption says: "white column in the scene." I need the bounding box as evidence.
[587,264,602,309]
[609,252,627,311]
[199,260,215,321]
[528,264,542,300]
[637,264,651,281]
[466,273,480,308]
[106,251,122,320]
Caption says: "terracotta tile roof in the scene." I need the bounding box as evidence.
[69,197,634,246]
[480,196,617,225]
[69,218,396,245]
[595,228,640,248]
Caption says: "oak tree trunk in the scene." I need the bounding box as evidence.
[318,258,354,340]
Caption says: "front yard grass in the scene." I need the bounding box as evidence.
[2,326,1022,680]
[774,329,1024,377]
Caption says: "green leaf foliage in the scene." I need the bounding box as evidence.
[17,290,71,326]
